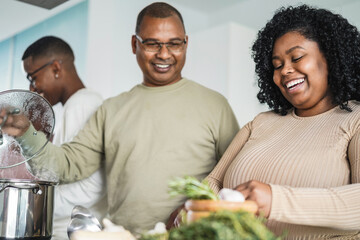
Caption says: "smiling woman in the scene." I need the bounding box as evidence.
[252,5,360,116]
[206,4,360,239]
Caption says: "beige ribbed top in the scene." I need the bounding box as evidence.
[207,100,360,239]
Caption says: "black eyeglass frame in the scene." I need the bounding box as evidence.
[135,34,187,52]
[26,60,56,87]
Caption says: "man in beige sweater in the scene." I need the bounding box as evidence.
[0,2,239,234]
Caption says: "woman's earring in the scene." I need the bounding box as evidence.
[55,74,59,79]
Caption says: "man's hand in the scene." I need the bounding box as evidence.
[166,203,185,230]
[234,180,272,218]
[0,109,30,137]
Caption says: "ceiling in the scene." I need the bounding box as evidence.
[0,0,359,42]
[0,0,84,41]
[16,0,69,9]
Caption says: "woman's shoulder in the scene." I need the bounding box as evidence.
[254,110,284,121]
[347,100,360,131]
[348,100,360,113]
[328,101,360,135]
[246,110,286,129]
[338,101,360,123]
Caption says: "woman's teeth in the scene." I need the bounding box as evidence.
[155,64,170,69]
[286,78,304,89]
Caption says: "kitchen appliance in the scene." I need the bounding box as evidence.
[0,90,57,239]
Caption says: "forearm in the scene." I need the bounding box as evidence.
[269,184,360,230]
[20,125,102,182]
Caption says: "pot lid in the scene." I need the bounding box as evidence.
[0,89,55,169]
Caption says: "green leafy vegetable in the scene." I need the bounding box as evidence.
[139,211,283,240]
[168,176,219,200]
[168,210,282,240]
[138,176,285,240]
[139,233,168,240]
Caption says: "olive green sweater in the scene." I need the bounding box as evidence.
[207,100,360,239]
[24,78,239,233]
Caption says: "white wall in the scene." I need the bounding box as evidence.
[340,1,360,27]
[184,24,229,97]
[207,0,360,32]
[184,22,268,126]
[86,0,140,97]
[227,23,269,126]
[0,39,13,91]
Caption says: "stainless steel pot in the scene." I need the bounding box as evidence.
[0,179,57,240]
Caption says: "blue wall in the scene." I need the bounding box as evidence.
[0,39,12,91]
[0,1,88,92]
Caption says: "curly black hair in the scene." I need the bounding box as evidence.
[252,5,360,115]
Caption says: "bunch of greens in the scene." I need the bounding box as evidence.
[139,233,168,240]
[139,211,282,240]
[139,176,284,240]
[169,210,282,240]
[168,176,219,200]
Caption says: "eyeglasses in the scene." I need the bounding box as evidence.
[135,35,187,52]
[26,60,55,87]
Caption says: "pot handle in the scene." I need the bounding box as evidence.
[0,182,42,195]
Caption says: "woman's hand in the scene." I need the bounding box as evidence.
[234,180,272,218]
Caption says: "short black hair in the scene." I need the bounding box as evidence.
[135,2,185,34]
[252,5,360,115]
[22,36,74,61]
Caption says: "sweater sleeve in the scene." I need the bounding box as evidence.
[207,122,252,193]
[215,100,240,161]
[269,129,360,230]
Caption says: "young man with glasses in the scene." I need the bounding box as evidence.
[22,36,106,240]
[2,3,239,234]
